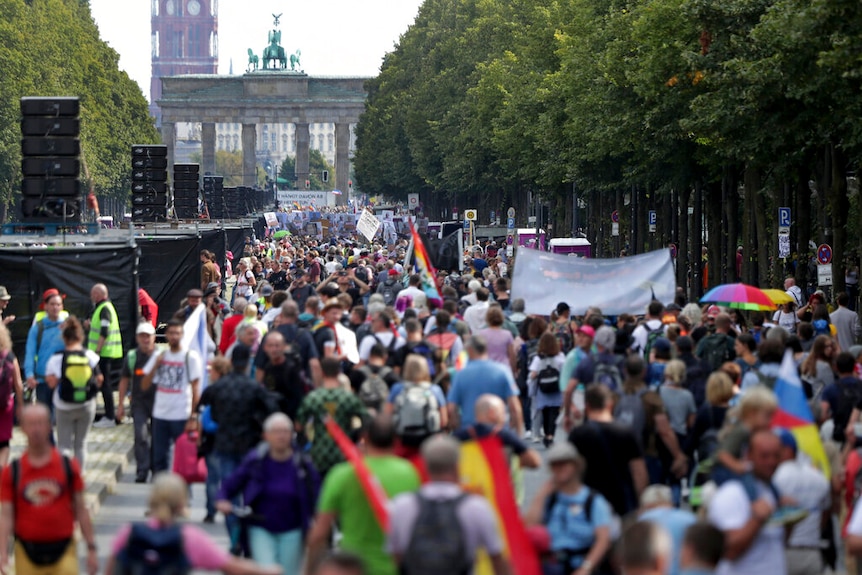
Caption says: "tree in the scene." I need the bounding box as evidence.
[279,150,334,190]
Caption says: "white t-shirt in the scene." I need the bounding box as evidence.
[772,310,798,333]
[143,348,202,421]
[773,459,830,547]
[708,480,786,575]
[45,349,101,411]
[631,319,664,356]
[358,331,405,362]
[236,269,255,297]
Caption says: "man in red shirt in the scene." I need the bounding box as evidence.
[219,297,248,355]
[0,404,98,574]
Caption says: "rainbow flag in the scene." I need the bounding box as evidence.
[323,416,390,530]
[408,220,443,306]
[771,350,831,478]
[459,434,541,575]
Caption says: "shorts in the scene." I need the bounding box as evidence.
[14,539,78,575]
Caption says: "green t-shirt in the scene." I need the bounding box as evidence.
[296,387,366,474]
[318,456,421,575]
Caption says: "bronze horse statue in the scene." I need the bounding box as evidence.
[247,48,259,72]
[262,29,286,69]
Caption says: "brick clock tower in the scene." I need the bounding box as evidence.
[150,0,218,125]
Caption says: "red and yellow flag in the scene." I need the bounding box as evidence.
[460,434,541,575]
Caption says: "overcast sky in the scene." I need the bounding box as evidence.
[88,0,423,101]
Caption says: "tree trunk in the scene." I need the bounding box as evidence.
[725,169,739,282]
[692,181,703,300]
[742,166,759,285]
[830,143,849,296]
[753,179,770,288]
[678,186,691,296]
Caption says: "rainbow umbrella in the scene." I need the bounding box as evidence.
[762,289,794,306]
[700,283,776,311]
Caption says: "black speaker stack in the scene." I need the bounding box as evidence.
[131,144,168,222]
[173,163,200,219]
[19,97,82,222]
[223,186,240,218]
[203,175,224,219]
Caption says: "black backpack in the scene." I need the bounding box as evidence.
[58,350,99,404]
[698,334,732,372]
[536,356,561,394]
[113,522,190,575]
[833,381,862,442]
[379,280,399,306]
[402,493,471,575]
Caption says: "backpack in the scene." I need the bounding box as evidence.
[408,340,439,379]
[554,322,574,355]
[536,356,561,394]
[642,323,663,359]
[593,358,623,392]
[428,331,459,368]
[812,319,830,337]
[373,334,400,368]
[357,365,392,412]
[698,334,731,372]
[393,382,441,445]
[379,280,399,306]
[615,388,648,438]
[754,370,778,390]
[402,493,471,575]
[113,522,190,575]
[518,338,541,391]
[58,350,98,404]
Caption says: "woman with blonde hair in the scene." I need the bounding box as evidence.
[106,473,281,574]
[686,371,735,462]
[0,323,23,466]
[385,354,448,454]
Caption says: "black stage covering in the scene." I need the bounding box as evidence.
[0,223,255,357]
[0,245,139,362]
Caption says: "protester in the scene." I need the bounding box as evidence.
[479,306,518,376]
[220,297,249,354]
[617,520,673,575]
[447,336,523,433]
[387,435,509,575]
[117,322,157,483]
[820,351,862,444]
[696,313,736,374]
[800,335,837,398]
[106,472,281,575]
[0,287,12,326]
[686,372,734,463]
[568,384,647,517]
[45,317,103,467]
[142,319,203,474]
[638,485,697,575]
[707,430,787,574]
[528,332,565,448]
[256,330,307,420]
[24,291,66,421]
[0,324,21,467]
[0,404,99,575]
[305,415,420,575]
[525,442,612,575]
[218,413,320,574]
[386,354,447,451]
[561,325,597,428]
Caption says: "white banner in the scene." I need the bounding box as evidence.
[356,209,382,242]
[276,190,336,207]
[511,248,676,316]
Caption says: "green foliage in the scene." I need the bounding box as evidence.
[0,0,158,220]
[279,149,335,190]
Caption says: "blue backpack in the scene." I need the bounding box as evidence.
[114,522,189,575]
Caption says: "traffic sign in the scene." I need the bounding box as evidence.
[490,210,496,223]
[507,217,515,229]
[506,235,514,245]
[817,244,833,265]
[407,193,419,209]
[507,207,515,218]
[669,243,678,259]
[648,210,657,233]
[611,210,619,223]
[612,222,620,237]
[778,207,791,229]
[465,209,477,221]
[778,234,790,259]
[818,263,833,286]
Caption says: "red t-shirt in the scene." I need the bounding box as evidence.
[0,450,84,541]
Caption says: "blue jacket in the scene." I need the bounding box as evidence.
[24,317,65,381]
[218,443,321,533]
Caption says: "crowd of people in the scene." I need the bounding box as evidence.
[2,228,862,575]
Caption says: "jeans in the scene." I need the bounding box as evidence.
[99,357,121,421]
[541,406,560,438]
[205,452,221,517]
[131,399,153,480]
[151,418,188,474]
[55,400,96,467]
[248,527,302,573]
[34,382,56,445]
[212,451,243,541]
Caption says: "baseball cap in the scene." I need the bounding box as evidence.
[0,286,9,301]
[187,288,203,298]
[260,285,274,297]
[136,322,156,335]
[388,269,400,277]
[849,345,862,360]
[547,443,581,465]
[206,282,219,292]
[576,325,595,339]
[652,337,672,353]
[706,305,721,318]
